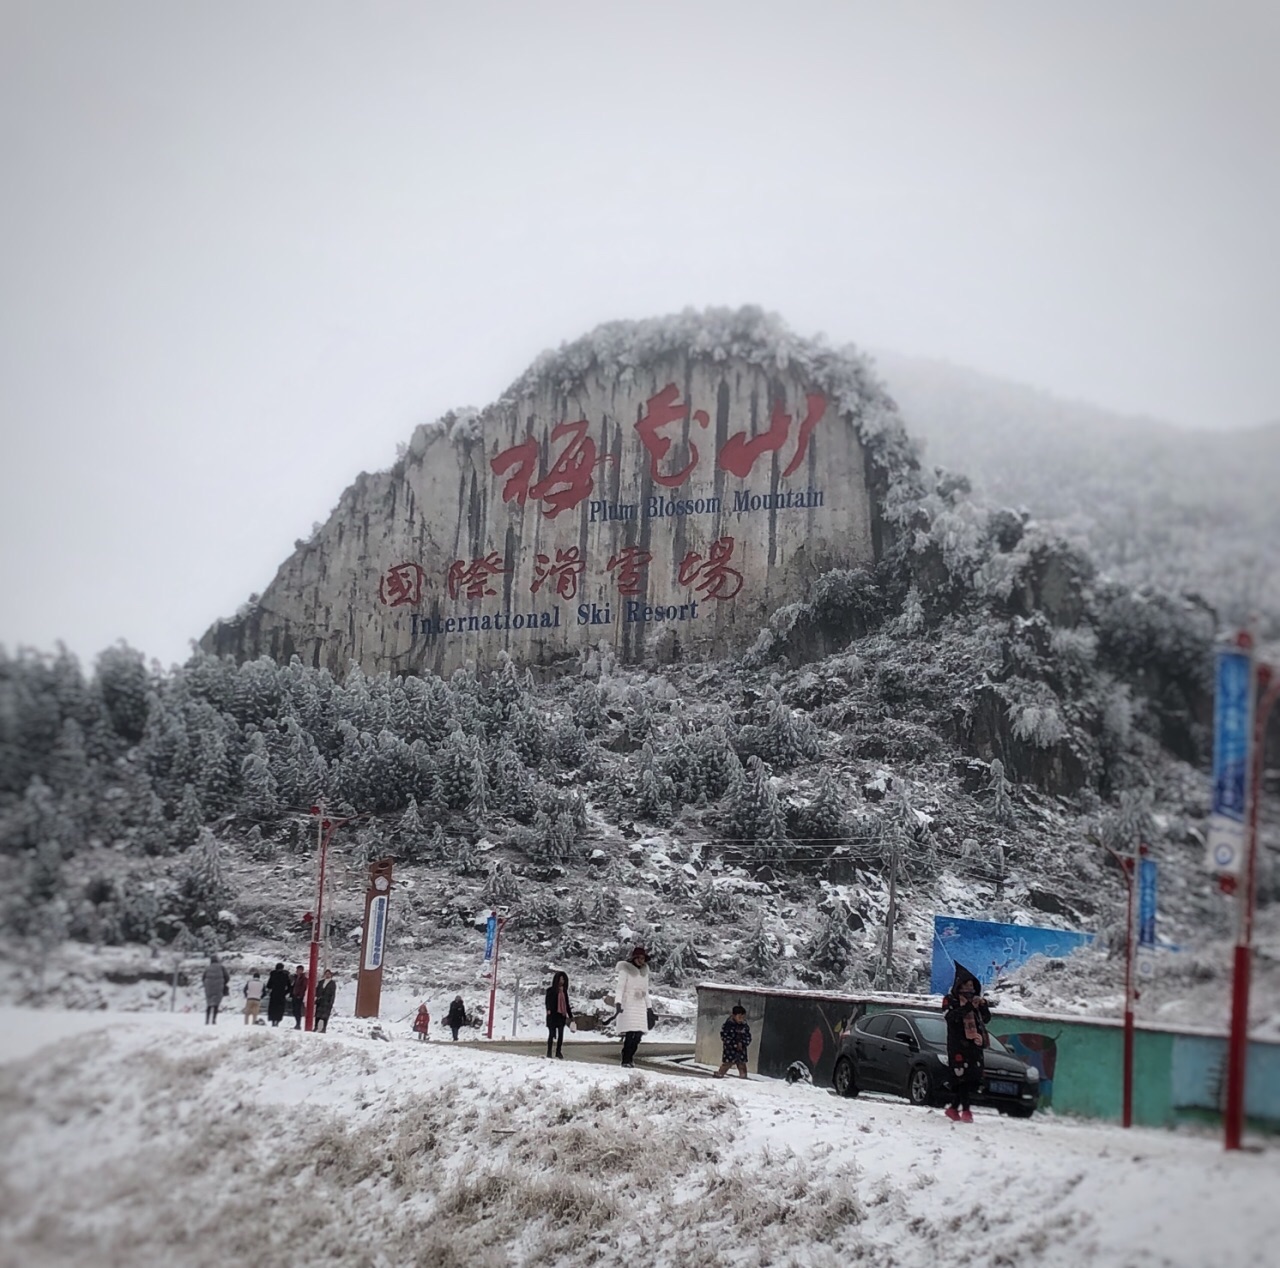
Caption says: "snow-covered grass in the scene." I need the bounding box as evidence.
[0,1008,1274,1268]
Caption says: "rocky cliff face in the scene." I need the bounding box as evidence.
[203,309,918,677]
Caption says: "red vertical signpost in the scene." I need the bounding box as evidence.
[1221,647,1278,1150]
[1104,836,1147,1128]
[482,909,506,1039]
[355,858,396,1018]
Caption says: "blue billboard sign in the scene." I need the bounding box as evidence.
[1207,647,1253,876]
[931,916,1094,994]
[1138,858,1157,947]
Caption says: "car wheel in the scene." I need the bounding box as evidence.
[1004,1105,1035,1119]
[833,1056,859,1098]
[907,1065,935,1107]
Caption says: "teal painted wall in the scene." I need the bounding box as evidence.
[846,997,1280,1131]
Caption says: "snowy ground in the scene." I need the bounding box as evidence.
[0,1008,1275,1268]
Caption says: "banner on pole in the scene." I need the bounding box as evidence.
[355,858,395,1018]
[1207,647,1253,876]
[481,911,497,976]
[1138,858,1157,947]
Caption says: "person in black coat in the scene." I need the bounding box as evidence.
[544,971,574,1059]
[943,964,992,1123]
[265,962,292,1028]
[314,969,336,1033]
[446,995,468,1041]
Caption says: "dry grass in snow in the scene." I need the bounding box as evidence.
[0,1009,1275,1268]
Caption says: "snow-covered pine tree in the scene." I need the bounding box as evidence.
[727,756,790,860]
[570,680,607,735]
[173,784,204,850]
[743,912,778,978]
[482,860,520,905]
[468,735,490,819]
[552,718,588,768]
[179,827,231,926]
[95,643,151,745]
[510,700,547,767]
[807,903,855,978]
[802,766,848,843]
[624,687,655,747]
[426,823,449,863]
[24,837,62,907]
[988,757,1015,826]
[438,723,477,811]
[240,731,280,822]
[396,796,430,862]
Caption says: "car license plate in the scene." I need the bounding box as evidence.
[987,1079,1019,1095]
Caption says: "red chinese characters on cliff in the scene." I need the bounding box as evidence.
[379,562,425,608]
[677,536,744,600]
[446,553,510,601]
[606,546,653,596]
[491,421,599,519]
[717,392,827,480]
[492,384,828,511]
[532,547,586,600]
[634,384,710,488]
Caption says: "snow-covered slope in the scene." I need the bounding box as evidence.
[0,1008,1273,1268]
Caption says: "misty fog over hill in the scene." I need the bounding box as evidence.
[874,352,1280,634]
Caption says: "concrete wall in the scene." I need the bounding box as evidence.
[205,347,885,677]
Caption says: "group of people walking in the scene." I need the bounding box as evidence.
[200,957,336,1032]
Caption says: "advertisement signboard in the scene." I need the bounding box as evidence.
[482,911,497,976]
[931,916,1094,994]
[1207,646,1253,877]
[354,859,395,1018]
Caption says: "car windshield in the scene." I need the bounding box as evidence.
[914,1015,1008,1054]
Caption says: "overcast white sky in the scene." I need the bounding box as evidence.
[2,1,1278,668]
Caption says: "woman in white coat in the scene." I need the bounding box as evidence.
[614,945,652,1068]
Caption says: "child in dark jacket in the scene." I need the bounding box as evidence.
[714,1005,751,1079]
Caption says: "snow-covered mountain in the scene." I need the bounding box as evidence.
[874,350,1280,634]
[2,316,1277,1046]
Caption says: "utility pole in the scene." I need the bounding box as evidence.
[883,837,900,990]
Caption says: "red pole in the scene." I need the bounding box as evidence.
[1224,664,1277,1150]
[1122,851,1136,1128]
[305,807,331,1033]
[486,915,503,1039]
[1104,837,1139,1128]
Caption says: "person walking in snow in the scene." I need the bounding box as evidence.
[446,995,468,1041]
[290,964,308,1029]
[265,962,291,1028]
[243,971,264,1024]
[202,954,229,1025]
[943,964,991,1123]
[713,1004,751,1079]
[544,970,574,1060]
[313,969,336,1033]
[614,945,652,1069]
[413,1003,431,1041]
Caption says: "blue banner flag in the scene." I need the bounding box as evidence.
[483,912,497,964]
[1138,858,1157,947]
[1207,647,1253,876]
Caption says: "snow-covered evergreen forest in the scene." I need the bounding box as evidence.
[3,439,1274,1032]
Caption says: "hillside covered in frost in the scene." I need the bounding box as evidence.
[4,373,1274,1034]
